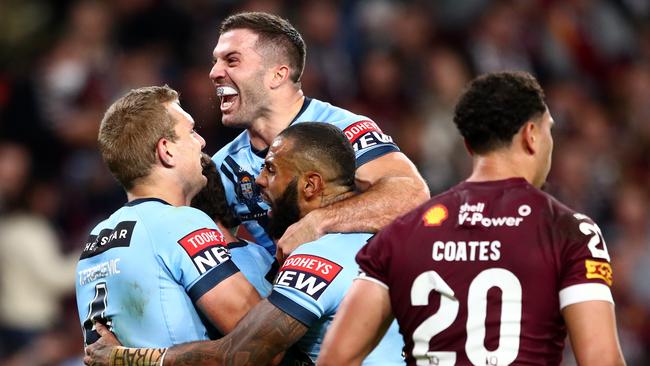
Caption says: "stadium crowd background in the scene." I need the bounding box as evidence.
[0,0,648,365]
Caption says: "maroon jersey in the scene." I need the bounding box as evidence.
[357,178,613,366]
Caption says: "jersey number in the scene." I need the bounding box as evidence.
[411,269,522,366]
[82,282,111,346]
[573,213,610,261]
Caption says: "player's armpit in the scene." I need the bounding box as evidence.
[164,299,308,366]
[563,300,626,366]
[197,272,261,334]
[317,278,393,366]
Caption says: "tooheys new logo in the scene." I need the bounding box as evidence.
[275,254,342,300]
[178,228,230,274]
[343,120,393,152]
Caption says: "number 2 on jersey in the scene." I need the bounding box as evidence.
[411,269,522,366]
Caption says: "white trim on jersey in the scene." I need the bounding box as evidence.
[559,283,614,309]
[355,273,389,290]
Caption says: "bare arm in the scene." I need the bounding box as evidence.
[197,272,261,334]
[562,301,625,366]
[277,152,429,258]
[318,279,394,366]
[85,299,308,366]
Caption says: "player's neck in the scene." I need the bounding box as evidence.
[127,176,191,207]
[249,90,305,151]
[467,153,535,185]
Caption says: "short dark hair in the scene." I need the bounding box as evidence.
[220,12,306,83]
[99,85,178,190]
[278,122,356,190]
[453,71,547,154]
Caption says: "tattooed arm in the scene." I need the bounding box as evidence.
[85,299,308,366]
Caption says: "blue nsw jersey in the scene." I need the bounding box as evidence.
[268,233,405,365]
[75,198,258,347]
[212,97,400,255]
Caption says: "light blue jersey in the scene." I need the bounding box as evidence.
[212,98,400,255]
[75,198,264,347]
[268,233,405,365]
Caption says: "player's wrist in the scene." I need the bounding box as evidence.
[109,346,168,366]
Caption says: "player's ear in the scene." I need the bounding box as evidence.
[302,171,324,200]
[269,65,290,89]
[156,137,175,167]
[522,121,537,155]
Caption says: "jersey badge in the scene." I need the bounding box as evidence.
[178,228,230,274]
[275,254,342,300]
[423,204,448,226]
[235,173,261,206]
[585,259,613,286]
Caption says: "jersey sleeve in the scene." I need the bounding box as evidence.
[355,227,395,289]
[340,120,400,167]
[268,251,345,327]
[154,207,240,304]
[557,212,614,309]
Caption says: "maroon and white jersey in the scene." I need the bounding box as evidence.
[357,178,613,366]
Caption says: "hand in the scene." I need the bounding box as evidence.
[83,323,122,366]
[276,210,325,262]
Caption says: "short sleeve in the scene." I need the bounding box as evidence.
[558,212,614,309]
[155,207,240,304]
[341,120,400,167]
[355,227,395,289]
[268,252,345,327]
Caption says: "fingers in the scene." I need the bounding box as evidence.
[95,322,110,337]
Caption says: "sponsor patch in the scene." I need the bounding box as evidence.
[585,259,613,286]
[423,204,448,226]
[275,254,342,300]
[178,228,230,274]
[343,120,394,152]
[81,221,136,259]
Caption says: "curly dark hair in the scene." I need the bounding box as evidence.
[191,153,240,228]
[453,71,547,154]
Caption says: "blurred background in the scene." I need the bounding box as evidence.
[0,0,648,365]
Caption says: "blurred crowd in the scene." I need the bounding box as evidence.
[0,0,649,365]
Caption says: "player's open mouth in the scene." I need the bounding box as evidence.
[217,86,239,112]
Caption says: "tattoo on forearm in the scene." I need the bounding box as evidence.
[109,347,166,366]
[167,300,308,366]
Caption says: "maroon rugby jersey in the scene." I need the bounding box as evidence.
[357,178,613,366]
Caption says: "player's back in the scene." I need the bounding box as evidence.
[272,233,405,365]
[357,178,613,365]
[75,199,231,347]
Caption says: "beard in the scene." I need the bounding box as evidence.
[221,71,270,128]
[267,179,301,240]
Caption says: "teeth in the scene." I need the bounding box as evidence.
[222,101,234,109]
[216,86,238,96]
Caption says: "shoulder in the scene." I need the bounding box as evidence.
[299,98,373,129]
[212,131,251,164]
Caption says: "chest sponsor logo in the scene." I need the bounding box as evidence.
[275,254,342,300]
[423,204,448,226]
[458,202,531,227]
[178,228,230,274]
[585,259,613,286]
[81,221,136,259]
[343,120,394,152]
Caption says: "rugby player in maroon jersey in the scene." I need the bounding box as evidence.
[319,71,625,366]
